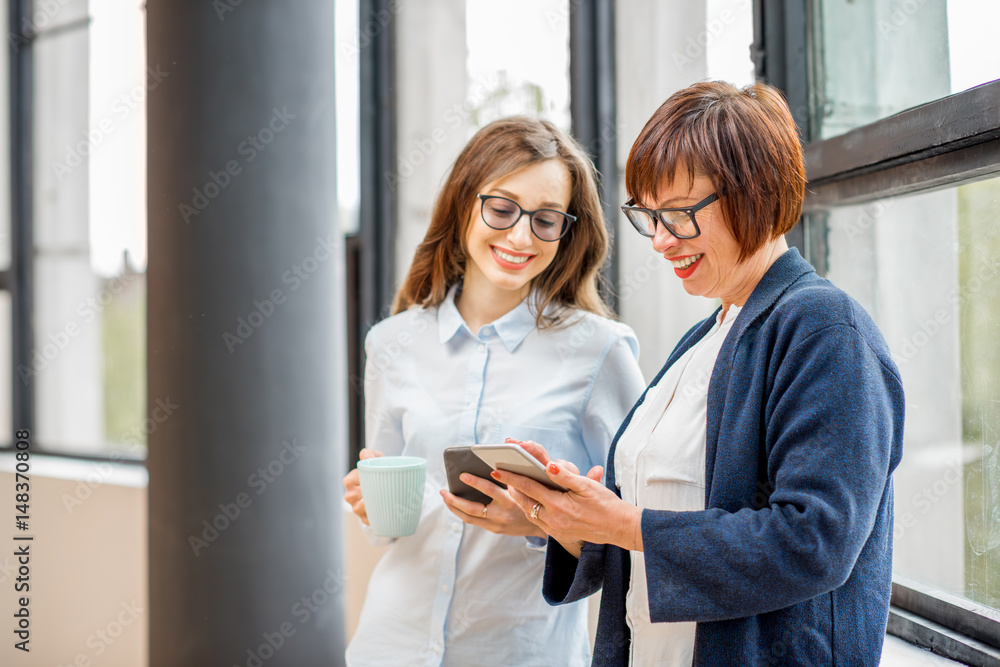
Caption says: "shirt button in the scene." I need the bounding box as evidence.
[432,643,442,654]
[482,326,494,336]
[477,343,485,352]
[441,585,450,594]
[451,522,461,532]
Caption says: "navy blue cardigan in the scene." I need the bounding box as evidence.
[543,248,905,666]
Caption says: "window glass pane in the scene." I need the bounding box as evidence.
[813,0,1000,140]
[823,175,1000,610]
[466,0,571,132]
[706,0,755,88]
[33,0,146,457]
[336,0,360,236]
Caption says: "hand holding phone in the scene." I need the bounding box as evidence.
[443,446,506,505]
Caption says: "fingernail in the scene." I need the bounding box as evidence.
[460,473,469,482]
[490,471,501,479]
[548,463,560,474]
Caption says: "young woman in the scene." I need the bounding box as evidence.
[343,116,645,666]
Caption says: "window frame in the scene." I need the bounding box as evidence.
[754,1,1000,661]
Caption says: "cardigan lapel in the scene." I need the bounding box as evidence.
[702,247,816,494]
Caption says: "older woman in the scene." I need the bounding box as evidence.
[495,81,905,666]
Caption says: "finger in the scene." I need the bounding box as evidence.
[459,473,504,501]
[542,461,598,494]
[359,448,384,460]
[507,485,535,513]
[551,458,581,475]
[439,488,488,518]
[515,440,552,466]
[352,501,369,525]
[342,469,359,489]
[492,469,557,507]
[586,465,604,482]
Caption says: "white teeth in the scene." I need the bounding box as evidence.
[494,248,531,264]
[670,254,703,269]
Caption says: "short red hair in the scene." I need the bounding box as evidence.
[625,81,806,260]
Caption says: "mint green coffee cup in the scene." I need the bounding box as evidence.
[358,456,427,537]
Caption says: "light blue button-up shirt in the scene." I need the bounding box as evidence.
[346,285,646,666]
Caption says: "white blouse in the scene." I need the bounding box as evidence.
[614,303,741,667]
[347,285,646,667]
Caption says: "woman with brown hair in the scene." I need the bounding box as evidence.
[343,116,645,665]
[497,81,905,665]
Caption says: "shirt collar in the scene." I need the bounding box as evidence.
[437,282,540,352]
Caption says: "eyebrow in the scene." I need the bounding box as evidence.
[649,196,698,209]
[489,188,566,210]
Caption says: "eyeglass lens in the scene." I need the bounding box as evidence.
[481,197,568,241]
[624,209,697,238]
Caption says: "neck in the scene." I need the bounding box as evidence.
[455,272,531,332]
[720,236,788,319]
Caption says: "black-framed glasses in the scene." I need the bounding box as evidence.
[477,194,576,242]
[621,192,720,239]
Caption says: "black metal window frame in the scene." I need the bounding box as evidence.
[755,1,1000,663]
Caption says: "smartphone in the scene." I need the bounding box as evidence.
[471,444,569,492]
[443,446,506,505]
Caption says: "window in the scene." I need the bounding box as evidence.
[763,0,1000,659]
[26,0,147,458]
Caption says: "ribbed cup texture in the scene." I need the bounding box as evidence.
[357,457,427,537]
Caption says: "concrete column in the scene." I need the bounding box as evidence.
[147,2,346,665]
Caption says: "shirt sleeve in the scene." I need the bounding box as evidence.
[358,324,407,547]
[639,323,904,622]
[580,327,646,473]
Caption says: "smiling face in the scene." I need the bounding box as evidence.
[462,159,572,305]
[645,164,785,310]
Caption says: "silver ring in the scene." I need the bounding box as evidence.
[531,502,541,520]
[482,504,489,519]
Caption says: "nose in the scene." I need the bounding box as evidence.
[505,212,534,247]
[650,220,681,254]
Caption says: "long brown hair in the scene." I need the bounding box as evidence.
[392,116,612,327]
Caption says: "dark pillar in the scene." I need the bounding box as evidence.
[146,3,345,665]
[570,0,618,311]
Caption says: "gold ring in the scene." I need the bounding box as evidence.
[531,502,541,520]
[482,504,489,519]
